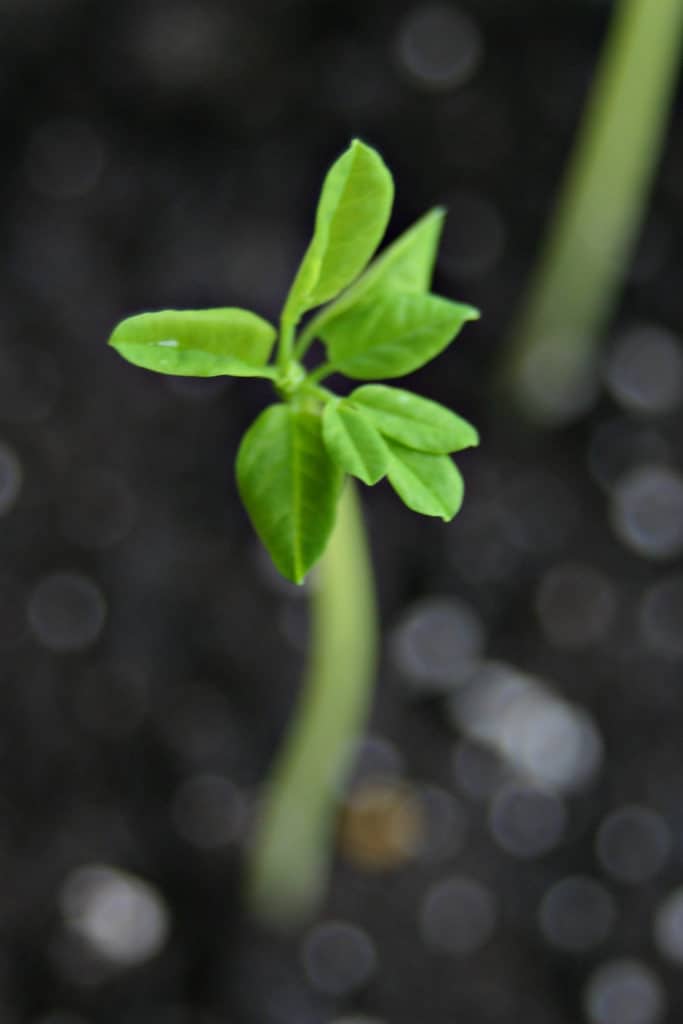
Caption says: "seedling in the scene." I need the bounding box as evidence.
[109,140,479,583]
[108,140,479,926]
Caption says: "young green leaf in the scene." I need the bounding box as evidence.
[323,292,479,380]
[283,140,394,323]
[349,385,479,453]
[322,399,390,485]
[108,309,277,378]
[386,441,464,520]
[236,404,343,584]
[308,207,445,337]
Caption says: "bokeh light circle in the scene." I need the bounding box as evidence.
[583,959,665,1024]
[420,876,496,955]
[27,572,106,652]
[396,4,483,92]
[596,806,671,884]
[611,465,683,560]
[301,920,377,996]
[539,876,616,953]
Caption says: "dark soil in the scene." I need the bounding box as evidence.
[1,1,682,1022]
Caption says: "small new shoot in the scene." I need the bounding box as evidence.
[108,139,480,927]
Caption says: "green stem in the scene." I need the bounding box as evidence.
[293,313,325,361]
[498,0,683,427]
[307,361,335,384]
[246,481,378,929]
[277,317,296,371]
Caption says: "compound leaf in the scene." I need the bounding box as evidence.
[322,399,389,485]
[386,441,464,520]
[236,403,343,584]
[313,207,445,334]
[283,140,394,323]
[350,384,479,453]
[324,292,479,380]
[108,308,277,378]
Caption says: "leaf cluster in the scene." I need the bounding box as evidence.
[108,140,480,583]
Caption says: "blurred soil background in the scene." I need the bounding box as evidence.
[0,1,682,1022]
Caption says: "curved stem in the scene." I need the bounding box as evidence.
[293,313,325,361]
[307,361,335,385]
[497,0,683,427]
[246,481,378,929]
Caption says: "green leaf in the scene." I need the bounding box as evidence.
[323,292,479,380]
[108,308,277,378]
[236,403,344,583]
[322,399,390,485]
[349,385,479,453]
[386,441,464,520]
[283,140,394,323]
[313,207,445,334]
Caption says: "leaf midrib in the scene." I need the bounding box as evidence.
[306,147,360,302]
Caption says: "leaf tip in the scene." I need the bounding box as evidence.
[346,137,374,164]
[349,136,371,153]
[459,422,480,450]
[348,138,393,182]
[441,497,464,522]
[107,324,124,353]
[280,561,307,585]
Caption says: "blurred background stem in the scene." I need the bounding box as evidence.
[498,0,683,427]
[246,481,378,929]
